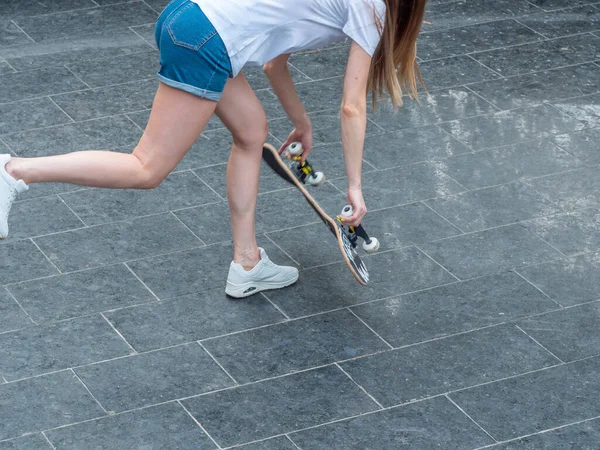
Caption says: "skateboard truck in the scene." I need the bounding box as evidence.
[285,142,325,186]
[339,205,380,254]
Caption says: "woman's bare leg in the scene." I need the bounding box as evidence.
[6,83,216,189]
[215,73,268,269]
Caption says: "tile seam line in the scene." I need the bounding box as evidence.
[472,413,600,449]
[512,270,562,308]
[8,20,35,44]
[197,342,239,385]
[335,363,385,409]
[445,394,498,443]
[514,324,565,363]
[70,369,108,414]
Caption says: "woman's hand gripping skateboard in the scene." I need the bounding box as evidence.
[281,142,380,254]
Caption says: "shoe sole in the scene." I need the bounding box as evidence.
[225,275,299,299]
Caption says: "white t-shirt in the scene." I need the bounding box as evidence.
[191,0,385,77]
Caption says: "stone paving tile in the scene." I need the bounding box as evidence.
[419,55,501,90]
[333,162,465,210]
[0,0,96,18]
[75,343,234,413]
[0,239,58,285]
[431,139,585,189]
[130,23,157,49]
[0,98,72,135]
[289,396,494,450]
[33,213,202,272]
[66,50,159,88]
[0,315,133,381]
[172,201,232,245]
[127,238,296,300]
[45,402,217,450]
[551,92,600,128]
[6,196,84,241]
[527,167,600,211]
[518,301,600,362]
[2,115,142,158]
[0,61,13,76]
[0,67,87,104]
[490,418,600,449]
[449,355,600,441]
[51,79,156,122]
[289,46,350,79]
[423,0,540,31]
[424,182,563,232]
[471,34,600,77]
[351,272,558,348]
[235,436,297,450]
[294,77,345,112]
[0,371,105,441]
[527,0,598,11]
[366,87,498,131]
[104,288,286,352]
[551,127,600,165]
[13,2,158,42]
[438,105,586,151]
[0,434,52,450]
[181,366,379,448]
[361,126,471,169]
[418,19,544,61]
[0,20,32,48]
[517,251,600,306]
[203,309,389,383]
[523,208,600,256]
[341,325,559,406]
[469,64,600,111]
[268,202,461,265]
[419,224,563,279]
[0,29,153,72]
[266,247,457,318]
[0,287,31,333]
[8,264,154,323]
[60,171,219,226]
[518,5,600,39]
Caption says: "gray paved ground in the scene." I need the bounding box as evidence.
[0,0,599,448]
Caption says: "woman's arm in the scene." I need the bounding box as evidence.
[263,55,312,158]
[339,41,371,225]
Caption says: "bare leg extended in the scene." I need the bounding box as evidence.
[215,73,268,269]
[6,83,216,189]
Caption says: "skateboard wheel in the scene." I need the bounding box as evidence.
[287,142,303,156]
[362,237,380,253]
[340,205,354,218]
[308,171,325,186]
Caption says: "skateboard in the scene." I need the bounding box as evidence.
[262,142,379,285]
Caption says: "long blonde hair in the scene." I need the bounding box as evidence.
[368,0,427,109]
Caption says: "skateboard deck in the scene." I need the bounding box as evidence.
[262,143,370,285]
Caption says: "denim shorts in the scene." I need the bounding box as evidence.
[154,0,232,101]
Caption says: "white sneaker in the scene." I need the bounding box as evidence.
[226,248,299,298]
[0,154,28,239]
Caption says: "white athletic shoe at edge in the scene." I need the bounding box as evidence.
[0,154,28,239]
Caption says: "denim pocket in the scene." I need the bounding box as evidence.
[166,3,218,51]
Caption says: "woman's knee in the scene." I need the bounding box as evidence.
[232,120,269,150]
[130,153,168,190]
